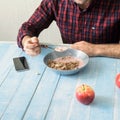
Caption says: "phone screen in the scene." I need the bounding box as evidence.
[13,57,29,71]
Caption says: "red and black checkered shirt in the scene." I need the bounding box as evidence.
[17,0,120,48]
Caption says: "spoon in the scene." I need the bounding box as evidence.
[41,42,70,52]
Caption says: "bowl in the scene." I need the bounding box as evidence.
[43,48,89,75]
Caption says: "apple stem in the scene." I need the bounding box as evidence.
[82,84,85,91]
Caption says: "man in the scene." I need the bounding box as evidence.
[17,0,120,58]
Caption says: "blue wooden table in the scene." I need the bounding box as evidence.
[0,42,120,120]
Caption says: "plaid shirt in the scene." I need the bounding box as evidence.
[17,0,120,48]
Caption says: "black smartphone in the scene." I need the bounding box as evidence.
[13,56,29,71]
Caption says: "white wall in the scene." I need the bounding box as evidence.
[0,0,62,44]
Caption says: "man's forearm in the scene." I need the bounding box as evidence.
[94,44,120,58]
[71,41,120,58]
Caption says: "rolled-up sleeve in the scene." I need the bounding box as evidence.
[17,0,55,48]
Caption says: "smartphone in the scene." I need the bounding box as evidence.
[13,56,29,71]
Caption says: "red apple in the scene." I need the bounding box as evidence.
[116,73,120,88]
[76,84,95,105]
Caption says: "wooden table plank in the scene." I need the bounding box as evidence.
[114,59,120,120]
[0,45,22,83]
[0,44,23,118]
[89,58,116,120]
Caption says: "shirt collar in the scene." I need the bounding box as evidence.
[71,0,96,12]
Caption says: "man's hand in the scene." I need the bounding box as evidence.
[22,36,41,56]
[71,41,96,56]
[71,41,120,58]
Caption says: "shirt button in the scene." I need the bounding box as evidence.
[92,26,95,30]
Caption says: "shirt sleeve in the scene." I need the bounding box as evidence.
[17,0,55,48]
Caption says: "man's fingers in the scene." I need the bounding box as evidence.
[25,48,40,56]
[22,36,41,56]
[24,38,39,49]
[31,37,39,44]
